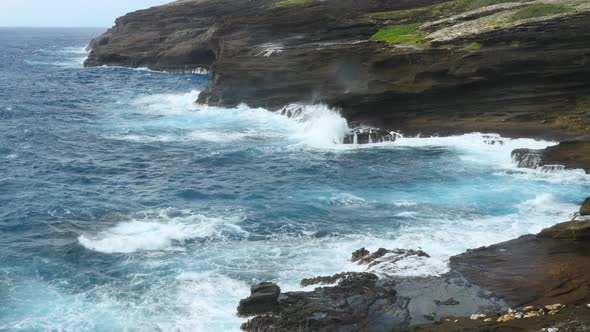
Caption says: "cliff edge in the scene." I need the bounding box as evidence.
[86,0,590,139]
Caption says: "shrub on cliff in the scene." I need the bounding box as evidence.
[370,23,427,45]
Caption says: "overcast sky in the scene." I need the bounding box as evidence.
[0,0,173,27]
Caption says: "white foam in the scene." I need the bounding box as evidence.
[285,104,350,148]
[78,209,244,254]
[395,211,419,218]
[395,133,557,167]
[106,94,353,148]
[324,192,367,206]
[130,90,202,114]
[392,200,418,207]
[169,271,249,332]
[372,192,579,277]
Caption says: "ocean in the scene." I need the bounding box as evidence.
[0,28,588,331]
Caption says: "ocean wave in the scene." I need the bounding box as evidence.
[26,46,89,68]
[78,209,246,254]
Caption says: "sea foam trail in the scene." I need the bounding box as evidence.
[78,209,245,254]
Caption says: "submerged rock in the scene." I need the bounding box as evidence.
[343,128,401,145]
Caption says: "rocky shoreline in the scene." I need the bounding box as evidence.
[238,217,590,331]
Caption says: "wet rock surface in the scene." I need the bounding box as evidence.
[542,141,590,173]
[343,129,401,145]
[239,248,505,331]
[511,148,544,169]
[352,247,430,268]
[512,141,590,173]
[451,220,590,308]
[238,282,281,316]
[240,221,590,331]
[240,272,409,332]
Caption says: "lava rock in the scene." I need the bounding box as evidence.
[352,247,430,268]
[237,281,281,316]
[352,247,370,262]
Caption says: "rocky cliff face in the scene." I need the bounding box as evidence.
[86,0,590,139]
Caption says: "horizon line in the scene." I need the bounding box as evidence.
[0,26,108,29]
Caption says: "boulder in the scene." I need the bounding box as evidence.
[237,281,281,316]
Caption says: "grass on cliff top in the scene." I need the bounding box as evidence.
[509,3,575,21]
[370,23,428,45]
[464,42,482,50]
[274,0,313,8]
[367,0,517,23]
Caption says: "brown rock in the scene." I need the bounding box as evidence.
[451,221,590,308]
[581,197,590,216]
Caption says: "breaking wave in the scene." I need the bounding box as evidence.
[78,209,245,254]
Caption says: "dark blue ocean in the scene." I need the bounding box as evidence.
[1,28,589,331]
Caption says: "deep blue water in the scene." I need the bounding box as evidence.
[1,28,589,331]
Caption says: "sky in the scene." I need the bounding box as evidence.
[0,0,174,27]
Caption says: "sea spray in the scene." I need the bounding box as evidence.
[285,104,349,148]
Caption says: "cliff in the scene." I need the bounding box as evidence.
[86,0,590,139]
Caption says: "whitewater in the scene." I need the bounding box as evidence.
[1,28,589,332]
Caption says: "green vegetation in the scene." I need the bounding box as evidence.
[370,23,427,45]
[509,3,575,21]
[367,0,516,23]
[510,41,520,48]
[274,0,312,8]
[464,42,482,50]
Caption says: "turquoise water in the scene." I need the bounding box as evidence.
[1,28,589,331]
